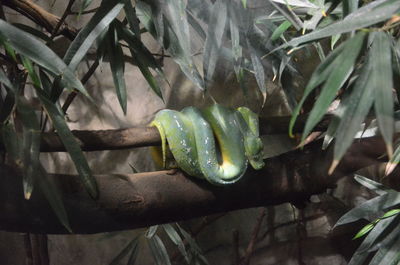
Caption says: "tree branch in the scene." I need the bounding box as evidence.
[3,0,78,39]
[0,114,332,152]
[0,135,386,234]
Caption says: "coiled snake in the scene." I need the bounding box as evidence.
[151,104,264,185]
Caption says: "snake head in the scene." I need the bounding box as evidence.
[244,136,265,170]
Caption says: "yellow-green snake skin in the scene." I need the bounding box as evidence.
[151,104,264,185]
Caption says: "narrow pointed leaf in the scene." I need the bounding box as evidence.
[368,233,400,265]
[12,23,53,43]
[36,91,98,198]
[248,41,267,98]
[37,164,72,233]
[354,175,389,196]
[301,32,365,142]
[64,1,126,71]
[280,0,400,49]
[353,223,375,239]
[163,224,189,263]
[335,191,400,227]
[165,0,191,56]
[386,145,400,175]
[2,122,21,162]
[0,20,89,97]
[348,216,399,265]
[271,20,291,41]
[21,56,41,89]
[148,235,172,265]
[106,25,127,114]
[203,0,227,83]
[382,209,400,219]
[289,42,346,137]
[372,32,394,156]
[17,98,41,200]
[124,1,141,39]
[146,225,158,238]
[332,52,374,166]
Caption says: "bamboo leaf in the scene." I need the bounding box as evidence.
[36,90,98,198]
[386,145,400,175]
[301,32,366,142]
[353,223,375,239]
[37,164,72,233]
[64,0,126,71]
[203,0,227,84]
[382,209,400,219]
[331,50,374,170]
[146,225,158,238]
[368,233,400,265]
[354,175,389,196]
[0,20,89,97]
[271,20,291,41]
[372,32,394,157]
[148,235,172,265]
[163,224,189,263]
[280,0,400,49]
[289,42,346,137]
[106,25,127,114]
[16,98,41,200]
[124,0,141,39]
[12,23,53,43]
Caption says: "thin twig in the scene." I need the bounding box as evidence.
[240,208,266,265]
[51,0,76,38]
[70,7,99,15]
[62,59,100,113]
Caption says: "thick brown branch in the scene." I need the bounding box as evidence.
[0,114,332,152]
[3,0,78,39]
[0,136,386,234]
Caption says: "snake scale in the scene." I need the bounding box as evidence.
[150,104,264,185]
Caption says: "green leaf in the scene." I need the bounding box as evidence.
[1,122,21,163]
[271,20,291,41]
[146,225,158,238]
[301,32,366,143]
[248,40,267,98]
[382,209,400,219]
[348,216,399,265]
[21,56,41,89]
[353,223,375,239]
[289,42,346,137]
[203,0,227,84]
[80,0,94,13]
[136,1,205,90]
[163,224,189,263]
[372,32,394,156]
[36,90,98,198]
[120,27,164,101]
[368,233,400,265]
[280,0,400,49]
[37,164,72,233]
[109,236,139,265]
[165,0,191,57]
[148,235,172,265]
[17,98,41,200]
[335,191,400,227]
[64,0,126,71]
[12,23,53,43]
[124,0,141,39]
[0,20,89,97]
[386,145,400,175]
[106,24,127,114]
[354,175,389,196]
[0,67,14,90]
[342,0,359,17]
[331,50,374,169]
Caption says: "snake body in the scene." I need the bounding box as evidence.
[150,104,264,185]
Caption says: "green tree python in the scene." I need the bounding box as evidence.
[150,104,265,185]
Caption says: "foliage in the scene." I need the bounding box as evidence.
[0,0,400,263]
[336,175,400,265]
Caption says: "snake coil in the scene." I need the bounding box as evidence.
[151,104,264,185]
